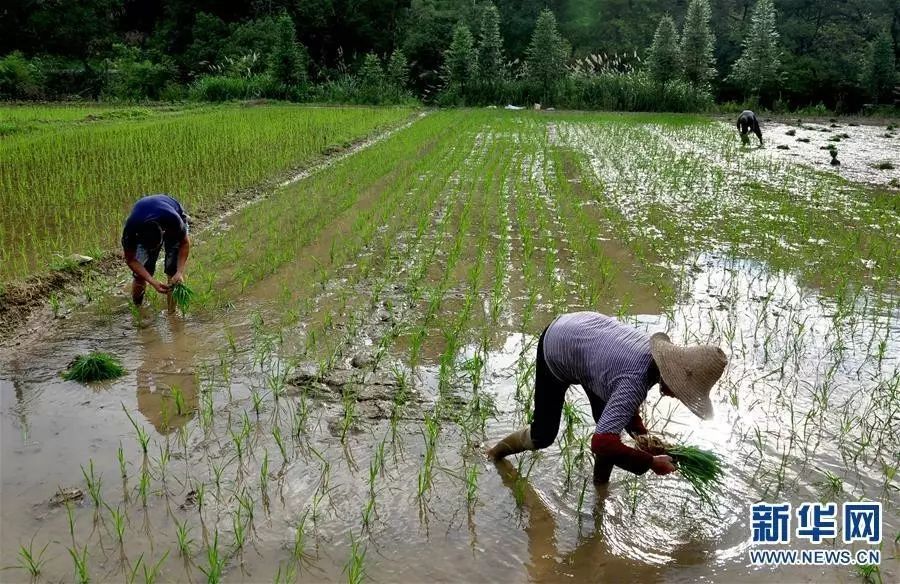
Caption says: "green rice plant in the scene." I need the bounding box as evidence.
[106,504,127,543]
[122,404,151,454]
[465,462,479,505]
[260,450,270,510]
[141,551,169,584]
[170,282,195,314]
[274,561,298,584]
[68,544,90,584]
[63,352,125,382]
[175,518,193,556]
[117,442,128,479]
[170,385,187,416]
[199,531,225,584]
[292,512,308,563]
[138,467,151,507]
[80,459,103,508]
[668,445,724,509]
[344,533,367,584]
[232,508,248,551]
[272,425,289,464]
[17,536,49,578]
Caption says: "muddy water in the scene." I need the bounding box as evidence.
[2,111,898,583]
[738,119,900,187]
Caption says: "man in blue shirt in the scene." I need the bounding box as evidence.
[122,194,191,306]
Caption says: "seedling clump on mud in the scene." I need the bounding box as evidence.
[62,352,125,382]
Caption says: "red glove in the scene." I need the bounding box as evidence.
[591,433,654,475]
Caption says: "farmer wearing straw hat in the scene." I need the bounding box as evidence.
[488,312,727,484]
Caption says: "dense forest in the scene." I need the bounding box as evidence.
[1,0,897,112]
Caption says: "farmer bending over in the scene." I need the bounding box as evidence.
[737,110,763,146]
[122,194,191,306]
[488,312,727,484]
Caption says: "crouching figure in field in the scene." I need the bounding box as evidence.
[487,312,727,486]
[737,110,763,146]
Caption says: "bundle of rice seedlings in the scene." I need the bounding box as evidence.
[634,436,723,510]
[667,444,724,509]
[170,282,195,314]
[63,352,125,382]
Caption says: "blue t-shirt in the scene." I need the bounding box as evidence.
[122,194,188,251]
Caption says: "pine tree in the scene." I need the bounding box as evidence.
[648,15,681,85]
[358,53,384,88]
[477,2,504,83]
[526,9,570,101]
[863,28,897,104]
[681,0,716,88]
[269,14,308,87]
[444,22,477,88]
[728,0,782,102]
[387,49,410,89]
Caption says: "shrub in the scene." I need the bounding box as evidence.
[0,52,44,99]
[189,74,280,101]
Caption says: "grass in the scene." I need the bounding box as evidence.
[0,104,413,282]
[62,352,125,382]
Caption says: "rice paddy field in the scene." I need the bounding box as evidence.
[0,107,898,583]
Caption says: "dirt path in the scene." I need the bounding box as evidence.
[0,111,428,349]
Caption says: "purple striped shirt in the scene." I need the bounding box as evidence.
[542,312,654,434]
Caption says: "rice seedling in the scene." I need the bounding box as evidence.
[171,282,195,314]
[68,544,90,584]
[140,551,169,584]
[199,531,225,584]
[106,504,127,543]
[175,518,193,556]
[668,445,724,510]
[122,404,151,454]
[62,352,125,382]
[17,536,50,578]
[344,533,367,584]
[80,459,103,508]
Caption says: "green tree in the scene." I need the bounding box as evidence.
[358,52,384,88]
[863,28,897,104]
[476,2,504,82]
[681,0,716,88]
[526,9,570,100]
[444,21,476,88]
[387,48,410,89]
[647,15,681,85]
[728,0,782,103]
[269,13,308,87]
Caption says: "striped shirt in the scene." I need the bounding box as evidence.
[542,312,655,435]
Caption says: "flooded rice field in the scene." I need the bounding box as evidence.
[1,110,897,583]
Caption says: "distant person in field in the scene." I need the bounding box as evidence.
[122,194,191,306]
[737,110,763,146]
[487,312,727,485]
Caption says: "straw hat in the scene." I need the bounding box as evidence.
[649,332,727,420]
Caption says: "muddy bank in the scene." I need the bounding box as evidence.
[0,112,425,346]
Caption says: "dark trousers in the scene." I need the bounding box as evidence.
[529,327,606,449]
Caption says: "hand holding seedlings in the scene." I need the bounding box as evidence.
[488,312,727,492]
[122,194,191,306]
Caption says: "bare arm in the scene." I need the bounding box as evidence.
[124,249,169,293]
[171,235,191,284]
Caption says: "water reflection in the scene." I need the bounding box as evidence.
[135,317,199,434]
